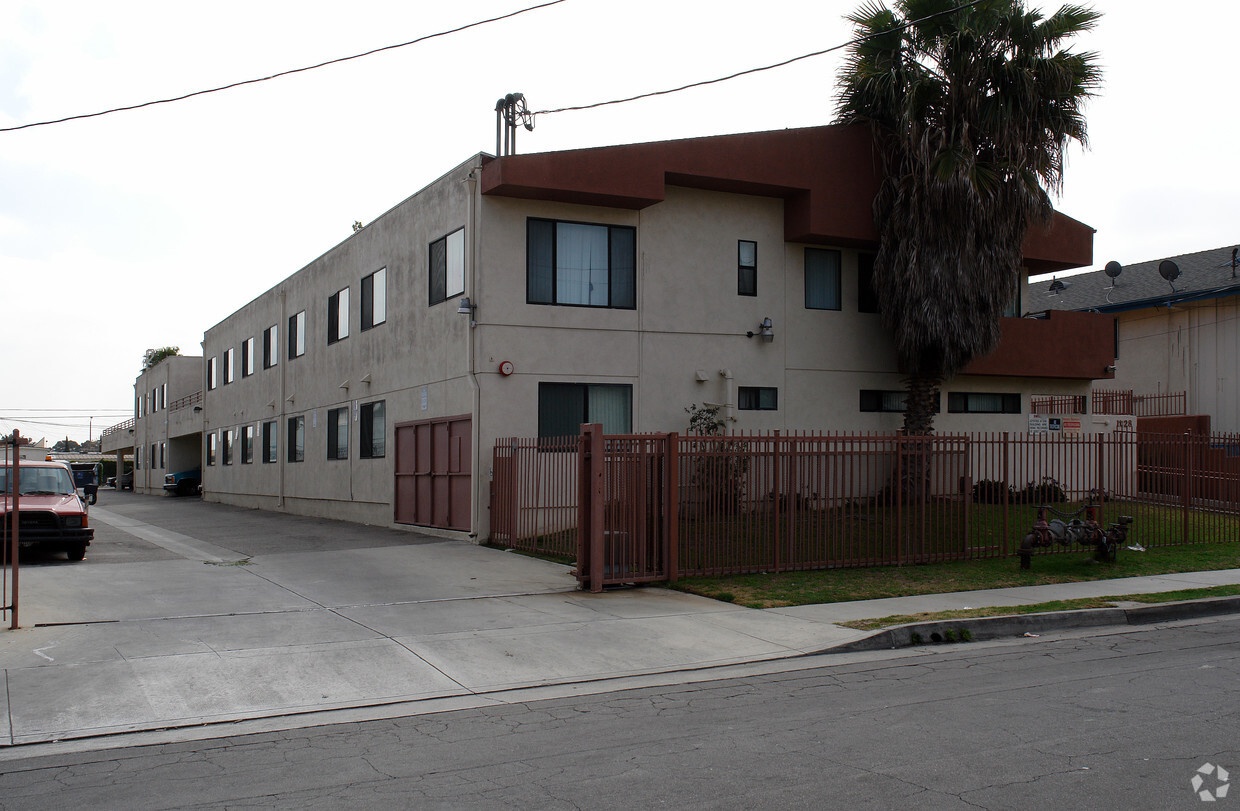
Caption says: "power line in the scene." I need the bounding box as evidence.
[0,0,567,134]
[533,0,984,117]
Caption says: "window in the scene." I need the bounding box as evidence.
[262,421,278,463]
[207,356,217,390]
[288,310,306,359]
[241,425,254,464]
[206,432,217,466]
[222,429,233,465]
[327,407,349,459]
[328,287,349,344]
[738,386,778,411]
[859,389,942,413]
[858,252,879,313]
[805,248,841,310]
[287,415,305,463]
[361,268,387,329]
[359,401,385,458]
[538,383,632,439]
[159,442,165,469]
[263,325,278,369]
[738,240,757,296]
[241,337,254,377]
[429,229,465,305]
[223,347,235,384]
[948,392,1021,414]
[149,444,156,468]
[159,383,166,410]
[527,219,636,308]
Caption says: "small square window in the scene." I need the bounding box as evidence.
[738,386,778,411]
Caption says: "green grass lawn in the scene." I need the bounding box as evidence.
[668,540,1240,609]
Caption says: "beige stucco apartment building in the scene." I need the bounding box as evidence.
[186,125,1114,540]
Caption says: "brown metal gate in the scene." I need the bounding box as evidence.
[394,415,472,531]
[577,425,677,592]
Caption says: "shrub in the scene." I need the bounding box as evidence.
[972,479,1014,504]
[1021,476,1067,504]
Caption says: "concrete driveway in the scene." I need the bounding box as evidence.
[1,490,864,745]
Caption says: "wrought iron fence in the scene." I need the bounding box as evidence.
[491,429,1240,590]
[1092,389,1187,417]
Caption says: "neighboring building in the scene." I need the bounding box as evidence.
[199,124,1112,541]
[1029,245,1240,433]
[101,355,204,493]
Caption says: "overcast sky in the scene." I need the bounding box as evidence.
[3,0,1237,445]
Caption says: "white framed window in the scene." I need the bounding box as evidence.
[328,288,349,344]
[429,229,465,305]
[362,268,386,330]
[527,219,636,309]
[288,311,306,359]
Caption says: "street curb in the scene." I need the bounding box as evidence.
[819,595,1240,654]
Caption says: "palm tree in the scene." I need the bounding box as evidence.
[836,0,1101,434]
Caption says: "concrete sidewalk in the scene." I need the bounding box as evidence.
[3,494,1239,747]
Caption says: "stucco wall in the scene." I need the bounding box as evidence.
[200,157,479,524]
[1110,298,1240,433]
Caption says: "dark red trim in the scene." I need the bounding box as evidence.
[481,125,1093,272]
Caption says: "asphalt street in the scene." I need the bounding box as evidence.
[0,615,1235,809]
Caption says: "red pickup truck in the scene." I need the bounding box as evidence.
[1,459,94,561]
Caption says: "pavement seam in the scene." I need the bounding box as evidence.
[4,668,12,747]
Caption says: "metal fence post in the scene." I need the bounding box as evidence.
[664,432,679,583]
[1183,430,1192,543]
[580,424,605,592]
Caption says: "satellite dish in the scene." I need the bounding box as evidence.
[1158,260,1180,282]
[1104,261,1122,279]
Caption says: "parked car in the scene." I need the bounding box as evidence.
[164,468,201,496]
[1,459,94,560]
[68,462,100,504]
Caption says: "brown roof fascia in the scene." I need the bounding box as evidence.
[481,125,1092,265]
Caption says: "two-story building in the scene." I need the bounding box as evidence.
[198,124,1112,540]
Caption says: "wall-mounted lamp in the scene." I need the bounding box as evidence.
[1104,365,1116,373]
[192,406,203,413]
[747,317,774,343]
[457,296,477,327]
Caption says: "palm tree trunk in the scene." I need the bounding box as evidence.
[902,374,941,436]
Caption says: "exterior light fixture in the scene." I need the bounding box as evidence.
[457,296,477,327]
[747,317,774,343]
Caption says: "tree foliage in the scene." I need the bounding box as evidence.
[835,0,1101,433]
[142,346,180,370]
